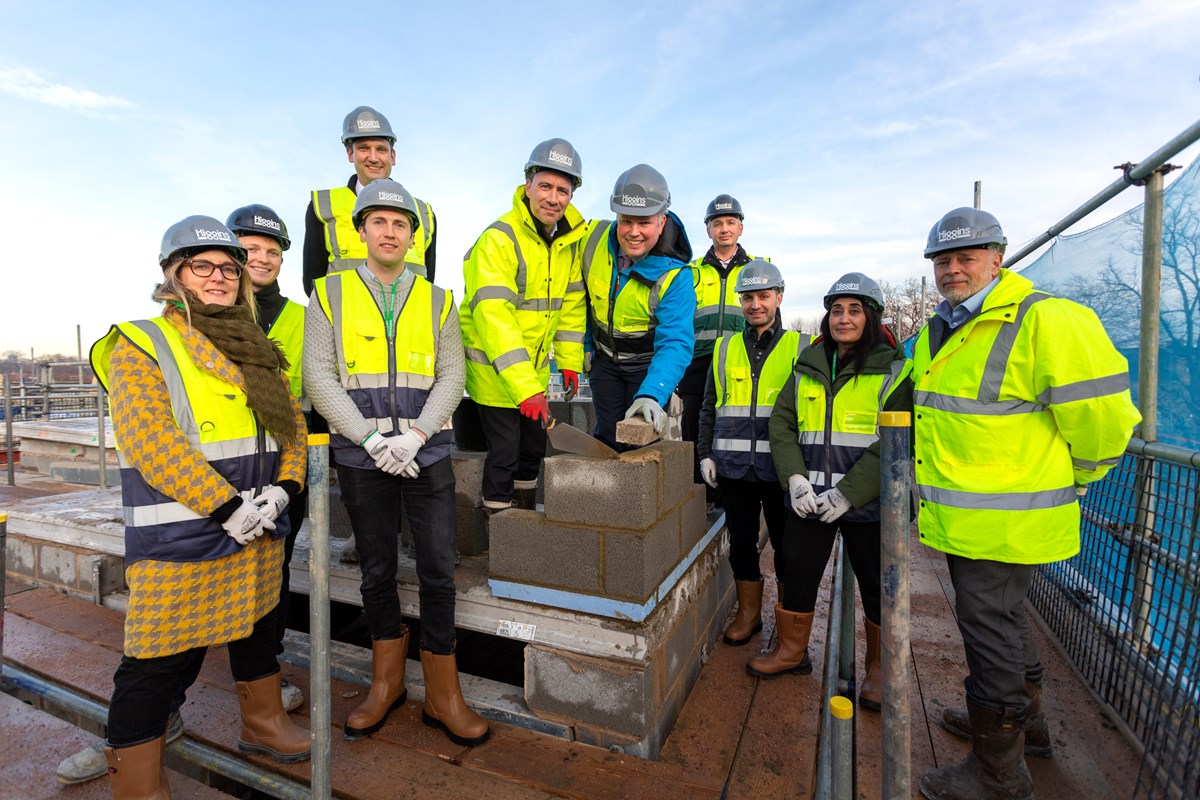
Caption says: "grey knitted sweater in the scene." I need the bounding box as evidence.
[303,265,465,445]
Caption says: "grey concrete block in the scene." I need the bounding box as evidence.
[662,599,700,695]
[603,509,680,601]
[37,544,77,587]
[451,449,486,508]
[548,398,596,434]
[78,553,126,596]
[49,461,121,488]
[488,509,601,593]
[6,535,36,578]
[569,722,647,758]
[544,454,659,531]
[638,440,695,513]
[615,418,661,447]
[525,645,653,736]
[455,502,489,556]
[680,486,708,556]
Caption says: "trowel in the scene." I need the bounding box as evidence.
[544,417,619,459]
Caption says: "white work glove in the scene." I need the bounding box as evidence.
[700,457,718,489]
[220,500,276,545]
[1075,484,1088,499]
[402,460,420,479]
[363,430,423,475]
[816,487,853,524]
[252,484,290,521]
[625,396,667,433]
[788,474,819,517]
[583,351,594,374]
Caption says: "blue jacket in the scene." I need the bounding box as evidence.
[585,211,694,406]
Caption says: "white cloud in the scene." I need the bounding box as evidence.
[0,65,133,113]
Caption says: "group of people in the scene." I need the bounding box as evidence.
[81,101,1141,800]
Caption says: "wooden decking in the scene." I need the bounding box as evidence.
[2,519,1141,798]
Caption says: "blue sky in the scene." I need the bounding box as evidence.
[2,0,1198,356]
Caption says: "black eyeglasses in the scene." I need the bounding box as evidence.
[185,259,243,280]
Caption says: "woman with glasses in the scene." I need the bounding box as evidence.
[90,215,310,798]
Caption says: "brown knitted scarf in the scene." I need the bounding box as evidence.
[187,301,298,447]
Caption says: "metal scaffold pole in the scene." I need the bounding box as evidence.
[306,433,332,800]
[879,411,912,799]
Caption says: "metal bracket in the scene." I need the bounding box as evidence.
[1115,162,1180,186]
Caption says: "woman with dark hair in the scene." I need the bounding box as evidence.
[750,272,911,712]
[90,215,310,798]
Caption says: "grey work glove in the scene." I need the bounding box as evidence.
[788,474,819,517]
[816,487,852,523]
[700,457,718,489]
[252,484,290,521]
[220,500,276,545]
[625,396,667,433]
[402,460,421,479]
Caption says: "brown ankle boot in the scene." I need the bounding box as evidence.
[724,579,764,645]
[941,677,1052,758]
[345,631,410,740]
[859,619,882,710]
[420,648,491,746]
[103,735,171,800]
[236,672,311,763]
[746,606,814,678]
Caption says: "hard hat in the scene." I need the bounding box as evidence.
[225,204,291,251]
[159,215,246,267]
[610,163,670,217]
[735,259,784,293]
[823,272,884,312]
[341,106,396,145]
[525,138,583,188]
[704,194,744,223]
[924,207,1007,258]
[352,179,421,230]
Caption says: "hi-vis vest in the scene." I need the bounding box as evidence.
[912,271,1139,563]
[312,185,435,278]
[266,300,305,400]
[314,271,453,469]
[795,358,910,523]
[90,318,288,565]
[460,187,588,407]
[580,221,683,366]
[690,254,760,358]
[712,328,807,481]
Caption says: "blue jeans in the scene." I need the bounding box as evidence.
[336,457,458,653]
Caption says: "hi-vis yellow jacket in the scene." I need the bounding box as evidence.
[460,186,587,407]
[913,270,1140,563]
[311,185,435,277]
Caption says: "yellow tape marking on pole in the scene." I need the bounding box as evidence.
[879,411,912,427]
[308,434,330,446]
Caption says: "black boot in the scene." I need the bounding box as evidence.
[513,486,538,510]
[941,678,1051,758]
[919,701,1033,800]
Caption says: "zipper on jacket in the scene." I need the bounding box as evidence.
[252,411,266,495]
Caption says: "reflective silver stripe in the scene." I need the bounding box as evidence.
[918,483,1077,510]
[340,413,452,437]
[715,405,751,418]
[325,275,352,386]
[127,320,197,437]
[715,335,731,400]
[465,348,492,365]
[810,470,846,485]
[695,329,721,342]
[493,347,531,372]
[196,437,274,462]
[430,284,447,348]
[315,189,340,260]
[344,373,435,391]
[488,221,527,296]
[1072,455,1122,471]
[566,280,585,293]
[470,285,517,310]
[129,489,255,527]
[416,199,433,241]
[647,273,672,317]
[517,297,563,312]
[713,438,754,453]
[799,430,878,447]
[554,329,585,344]
[915,391,1046,416]
[978,293,1052,402]
[1038,373,1131,405]
[694,304,723,316]
[877,358,906,405]
[580,222,609,281]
